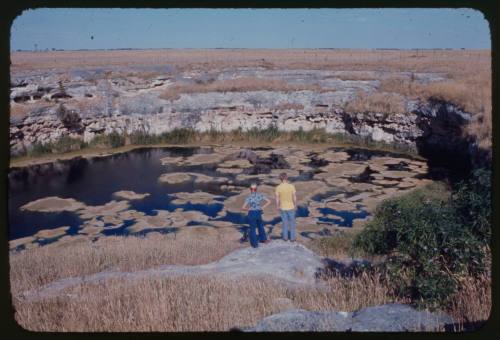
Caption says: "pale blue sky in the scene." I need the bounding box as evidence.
[10,8,490,51]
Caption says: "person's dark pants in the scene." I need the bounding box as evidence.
[247,210,267,248]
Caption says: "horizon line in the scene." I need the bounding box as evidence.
[11,47,491,52]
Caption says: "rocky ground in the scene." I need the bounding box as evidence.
[10,61,473,164]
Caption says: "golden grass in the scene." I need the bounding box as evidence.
[379,69,492,148]
[10,49,490,75]
[447,273,491,331]
[12,271,404,332]
[344,91,407,115]
[160,77,322,101]
[9,230,491,331]
[9,232,243,294]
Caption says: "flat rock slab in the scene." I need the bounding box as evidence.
[20,240,325,302]
[246,304,454,332]
[20,196,86,212]
[112,190,150,200]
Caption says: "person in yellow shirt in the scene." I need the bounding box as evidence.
[275,172,297,242]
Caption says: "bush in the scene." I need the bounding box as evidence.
[452,168,491,244]
[159,128,197,144]
[27,136,85,156]
[49,135,86,153]
[89,132,125,148]
[353,174,490,308]
[108,132,125,148]
[56,104,82,131]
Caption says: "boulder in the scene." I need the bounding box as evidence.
[245,304,454,332]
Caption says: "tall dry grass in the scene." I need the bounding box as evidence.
[10,230,490,331]
[12,271,404,332]
[10,49,490,75]
[379,69,492,148]
[344,91,407,115]
[160,77,322,101]
[9,232,243,294]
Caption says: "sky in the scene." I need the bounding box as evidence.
[10,8,490,51]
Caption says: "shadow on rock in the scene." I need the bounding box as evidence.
[315,258,373,279]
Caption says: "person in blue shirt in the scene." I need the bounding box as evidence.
[242,182,271,248]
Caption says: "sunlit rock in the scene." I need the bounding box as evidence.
[325,201,358,211]
[52,234,90,247]
[182,153,222,166]
[159,156,184,165]
[101,215,123,226]
[77,200,130,219]
[34,226,70,239]
[321,151,350,163]
[218,159,253,168]
[191,173,229,184]
[20,196,85,213]
[216,167,243,174]
[293,180,331,205]
[9,236,36,250]
[169,210,210,224]
[118,209,145,221]
[170,191,225,205]
[112,190,150,200]
[158,172,192,184]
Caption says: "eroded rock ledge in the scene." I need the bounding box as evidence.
[10,99,485,172]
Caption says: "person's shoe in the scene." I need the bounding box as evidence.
[263,239,271,244]
[290,239,296,243]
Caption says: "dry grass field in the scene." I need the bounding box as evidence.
[10,231,490,331]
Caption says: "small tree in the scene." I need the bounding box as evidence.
[56,103,82,131]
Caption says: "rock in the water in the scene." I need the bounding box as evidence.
[112,190,150,200]
[246,304,454,332]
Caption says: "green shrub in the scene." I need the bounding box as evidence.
[107,132,125,148]
[247,125,281,142]
[27,136,85,156]
[159,128,197,144]
[89,132,125,148]
[452,168,491,244]
[128,131,156,145]
[28,142,52,157]
[353,176,490,308]
[49,135,86,153]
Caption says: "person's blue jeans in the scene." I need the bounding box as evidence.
[247,210,267,248]
[280,209,296,241]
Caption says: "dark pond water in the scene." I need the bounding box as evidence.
[8,146,426,245]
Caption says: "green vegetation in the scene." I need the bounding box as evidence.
[27,135,86,157]
[89,131,126,148]
[12,127,418,161]
[352,170,491,309]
